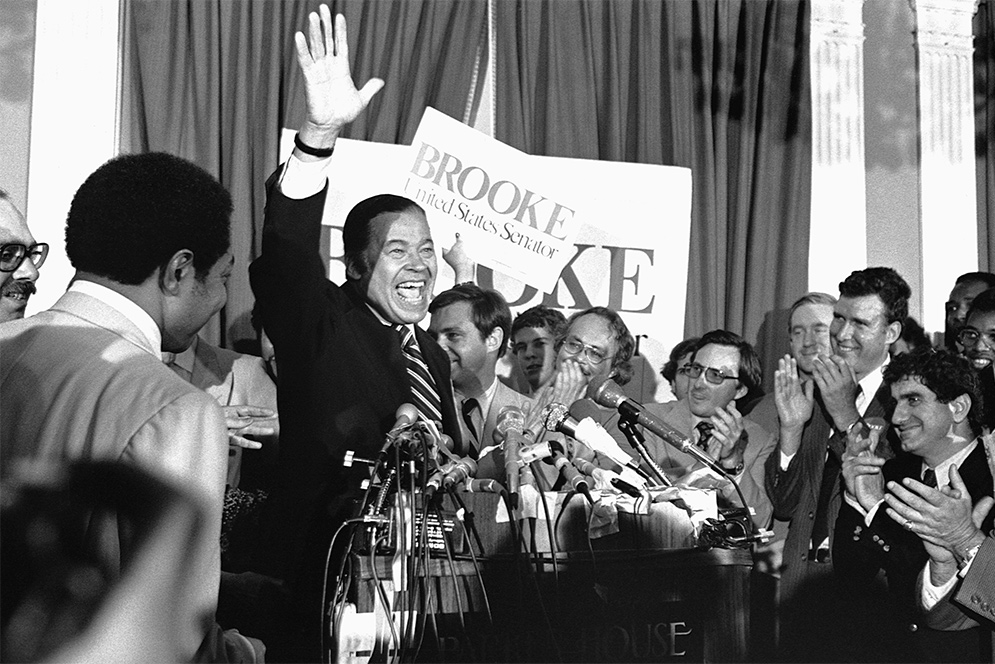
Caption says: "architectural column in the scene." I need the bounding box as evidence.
[27,0,121,314]
[808,0,868,295]
[911,0,980,334]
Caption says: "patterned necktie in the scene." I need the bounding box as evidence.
[395,325,443,424]
[461,397,481,457]
[694,421,714,451]
[922,468,937,489]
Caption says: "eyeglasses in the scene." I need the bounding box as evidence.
[0,243,49,273]
[561,338,613,365]
[684,362,739,385]
[958,328,995,349]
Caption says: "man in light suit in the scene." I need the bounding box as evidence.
[0,152,251,660]
[164,334,278,488]
[429,283,532,479]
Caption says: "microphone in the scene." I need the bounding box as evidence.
[591,378,725,475]
[541,401,633,468]
[465,478,506,494]
[441,457,477,491]
[543,441,592,503]
[379,403,420,457]
[494,406,528,503]
[519,441,554,465]
[571,456,613,487]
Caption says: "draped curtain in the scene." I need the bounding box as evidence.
[494,0,811,366]
[976,0,995,272]
[120,0,486,346]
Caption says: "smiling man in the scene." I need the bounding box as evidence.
[429,284,531,476]
[958,287,995,431]
[633,330,776,529]
[834,349,994,662]
[510,305,566,395]
[247,9,463,660]
[945,272,995,352]
[0,191,46,323]
[1,153,239,660]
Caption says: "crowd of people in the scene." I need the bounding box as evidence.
[2,4,994,663]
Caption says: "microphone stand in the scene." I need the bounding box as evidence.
[617,408,671,487]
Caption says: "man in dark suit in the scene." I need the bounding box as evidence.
[835,349,994,662]
[248,8,462,660]
[763,269,910,661]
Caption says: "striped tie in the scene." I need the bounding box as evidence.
[395,325,443,424]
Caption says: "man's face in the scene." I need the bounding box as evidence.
[161,252,232,353]
[946,280,989,350]
[0,199,41,323]
[430,301,493,393]
[671,350,695,402]
[511,326,557,391]
[354,210,436,325]
[789,302,834,374]
[961,308,995,373]
[890,377,959,463]
[687,343,747,418]
[830,294,899,380]
[555,314,618,390]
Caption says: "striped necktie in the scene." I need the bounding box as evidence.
[395,325,443,424]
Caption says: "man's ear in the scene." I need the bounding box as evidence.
[734,383,749,402]
[885,320,902,345]
[484,327,504,354]
[949,393,971,424]
[345,255,364,281]
[160,250,195,294]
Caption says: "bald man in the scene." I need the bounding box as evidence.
[0,190,46,323]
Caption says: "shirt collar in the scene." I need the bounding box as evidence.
[163,336,198,374]
[366,303,417,337]
[926,439,978,488]
[69,280,162,354]
[856,357,888,416]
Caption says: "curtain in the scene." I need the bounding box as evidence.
[494,0,811,371]
[976,0,995,272]
[120,0,486,346]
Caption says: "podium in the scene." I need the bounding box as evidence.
[337,490,753,663]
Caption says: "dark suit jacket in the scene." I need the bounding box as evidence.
[763,382,898,604]
[834,442,994,662]
[249,173,462,586]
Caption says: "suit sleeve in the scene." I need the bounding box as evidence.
[249,168,333,358]
[949,535,995,627]
[720,424,776,528]
[126,391,228,659]
[765,444,806,521]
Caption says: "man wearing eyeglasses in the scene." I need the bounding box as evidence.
[958,286,995,431]
[632,329,775,529]
[0,190,47,323]
[944,272,995,353]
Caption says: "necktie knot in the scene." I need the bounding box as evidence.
[922,468,937,489]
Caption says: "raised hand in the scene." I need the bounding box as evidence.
[840,429,885,511]
[774,354,814,457]
[442,234,475,285]
[812,353,860,431]
[707,403,747,470]
[294,5,384,150]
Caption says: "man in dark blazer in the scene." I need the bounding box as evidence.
[762,269,910,661]
[248,9,462,660]
[835,349,994,662]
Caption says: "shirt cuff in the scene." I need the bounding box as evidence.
[278,154,330,200]
[921,561,959,610]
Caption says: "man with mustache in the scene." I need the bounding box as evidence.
[0,190,46,323]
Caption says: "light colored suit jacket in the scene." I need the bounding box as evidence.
[186,335,278,486]
[0,290,228,658]
[636,399,777,528]
[464,380,533,482]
